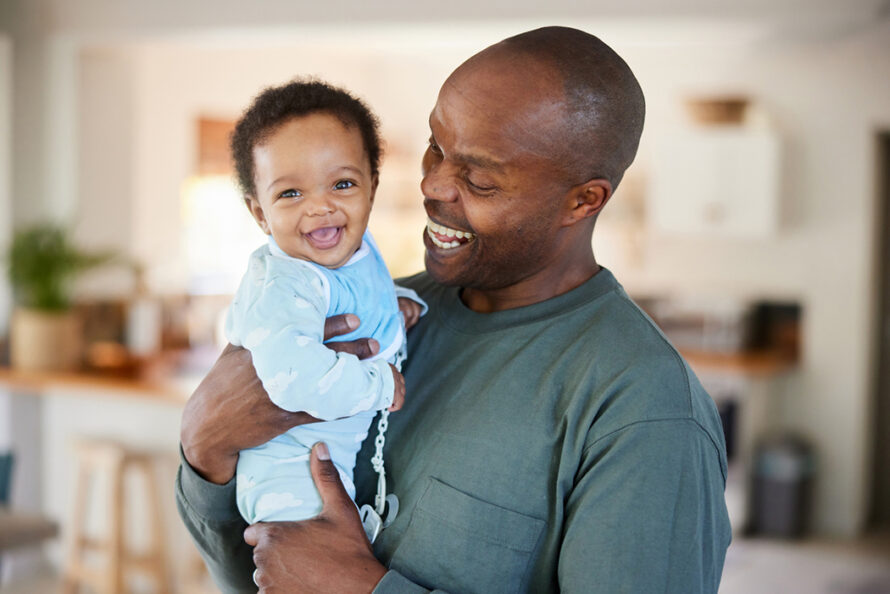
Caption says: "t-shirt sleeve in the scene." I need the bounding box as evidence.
[174,448,256,594]
[559,418,732,593]
[240,272,395,420]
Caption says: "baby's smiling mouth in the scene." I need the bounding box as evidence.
[305,226,343,249]
[426,218,476,249]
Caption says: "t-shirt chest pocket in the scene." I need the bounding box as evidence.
[389,478,546,594]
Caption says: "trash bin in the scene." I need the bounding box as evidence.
[750,434,815,538]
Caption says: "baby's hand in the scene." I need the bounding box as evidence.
[398,297,423,330]
[388,364,405,412]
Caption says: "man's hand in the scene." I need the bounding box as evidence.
[398,297,423,330]
[181,313,376,486]
[244,443,387,593]
[324,313,380,358]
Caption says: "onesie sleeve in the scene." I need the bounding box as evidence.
[240,271,395,420]
[558,418,732,593]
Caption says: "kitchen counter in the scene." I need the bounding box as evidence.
[0,347,220,404]
[682,348,798,378]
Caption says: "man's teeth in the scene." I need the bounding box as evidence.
[430,234,460,249]
[427,220,475,249]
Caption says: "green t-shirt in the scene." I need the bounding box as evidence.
[176,268,731,593]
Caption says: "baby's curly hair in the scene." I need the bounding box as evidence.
[231,79,383,198]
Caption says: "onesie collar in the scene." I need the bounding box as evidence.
[266,234,370,268]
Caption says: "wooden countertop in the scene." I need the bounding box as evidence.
[0,349,216,404]
[681,349,798,378]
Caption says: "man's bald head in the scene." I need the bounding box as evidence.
[470,26,645,189]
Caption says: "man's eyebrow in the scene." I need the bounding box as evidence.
[429,113,505,173]
[454,152,506,173]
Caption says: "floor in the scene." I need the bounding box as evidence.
[720,534,890,594]
[2,535,889,593]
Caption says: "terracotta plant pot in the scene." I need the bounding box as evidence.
[10,308,83,372]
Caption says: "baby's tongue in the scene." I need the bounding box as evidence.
[308,227,340,242]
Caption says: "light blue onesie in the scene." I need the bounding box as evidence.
[226,232,417,523]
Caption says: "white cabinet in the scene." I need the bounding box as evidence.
[649,128,781,238]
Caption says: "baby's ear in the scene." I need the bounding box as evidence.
[245,197,271,234]
[369,173,379,204]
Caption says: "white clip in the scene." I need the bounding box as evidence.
[360,504,383,544]
[382,493,399,528]
[359,494,399,544]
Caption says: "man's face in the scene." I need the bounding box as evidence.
[248,113,376,269]
[420,53,574,291]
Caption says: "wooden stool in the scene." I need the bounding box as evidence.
[62,440,171,594]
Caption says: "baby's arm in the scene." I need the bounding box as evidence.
[240,273,396,421]
[394,285,428,330]
[398,298,423,330]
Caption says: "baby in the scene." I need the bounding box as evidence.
[225,80,424,532]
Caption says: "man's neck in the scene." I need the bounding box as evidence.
[460,255,600,314]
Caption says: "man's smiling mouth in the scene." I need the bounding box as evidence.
[426,218,476,249]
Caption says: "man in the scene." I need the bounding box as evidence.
[177,26,732,593]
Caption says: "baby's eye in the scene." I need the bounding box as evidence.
[334,180,356,190]
[279,189,301,199]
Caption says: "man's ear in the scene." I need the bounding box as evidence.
[561,178,613,227]
[245,197,271,234]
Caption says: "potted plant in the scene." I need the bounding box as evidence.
[5,224,114,371]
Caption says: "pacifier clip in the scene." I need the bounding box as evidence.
[359,408,398,543]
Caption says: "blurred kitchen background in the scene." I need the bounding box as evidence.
[0,0,889,592]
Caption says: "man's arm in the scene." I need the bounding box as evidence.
[559,418,732,593]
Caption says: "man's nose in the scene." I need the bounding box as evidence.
[420,158,459,203]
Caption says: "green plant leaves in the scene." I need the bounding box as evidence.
[6,224,116,311]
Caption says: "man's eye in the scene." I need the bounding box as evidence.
[428,138,442,155]
[334,180,356,190]
[279,189,301,199]
[466,178,495,193]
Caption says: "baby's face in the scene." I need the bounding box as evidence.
[247,113,376,268]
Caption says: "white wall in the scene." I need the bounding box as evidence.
[71,46,139,297]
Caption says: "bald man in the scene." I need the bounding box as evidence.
[177,27,731,593]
